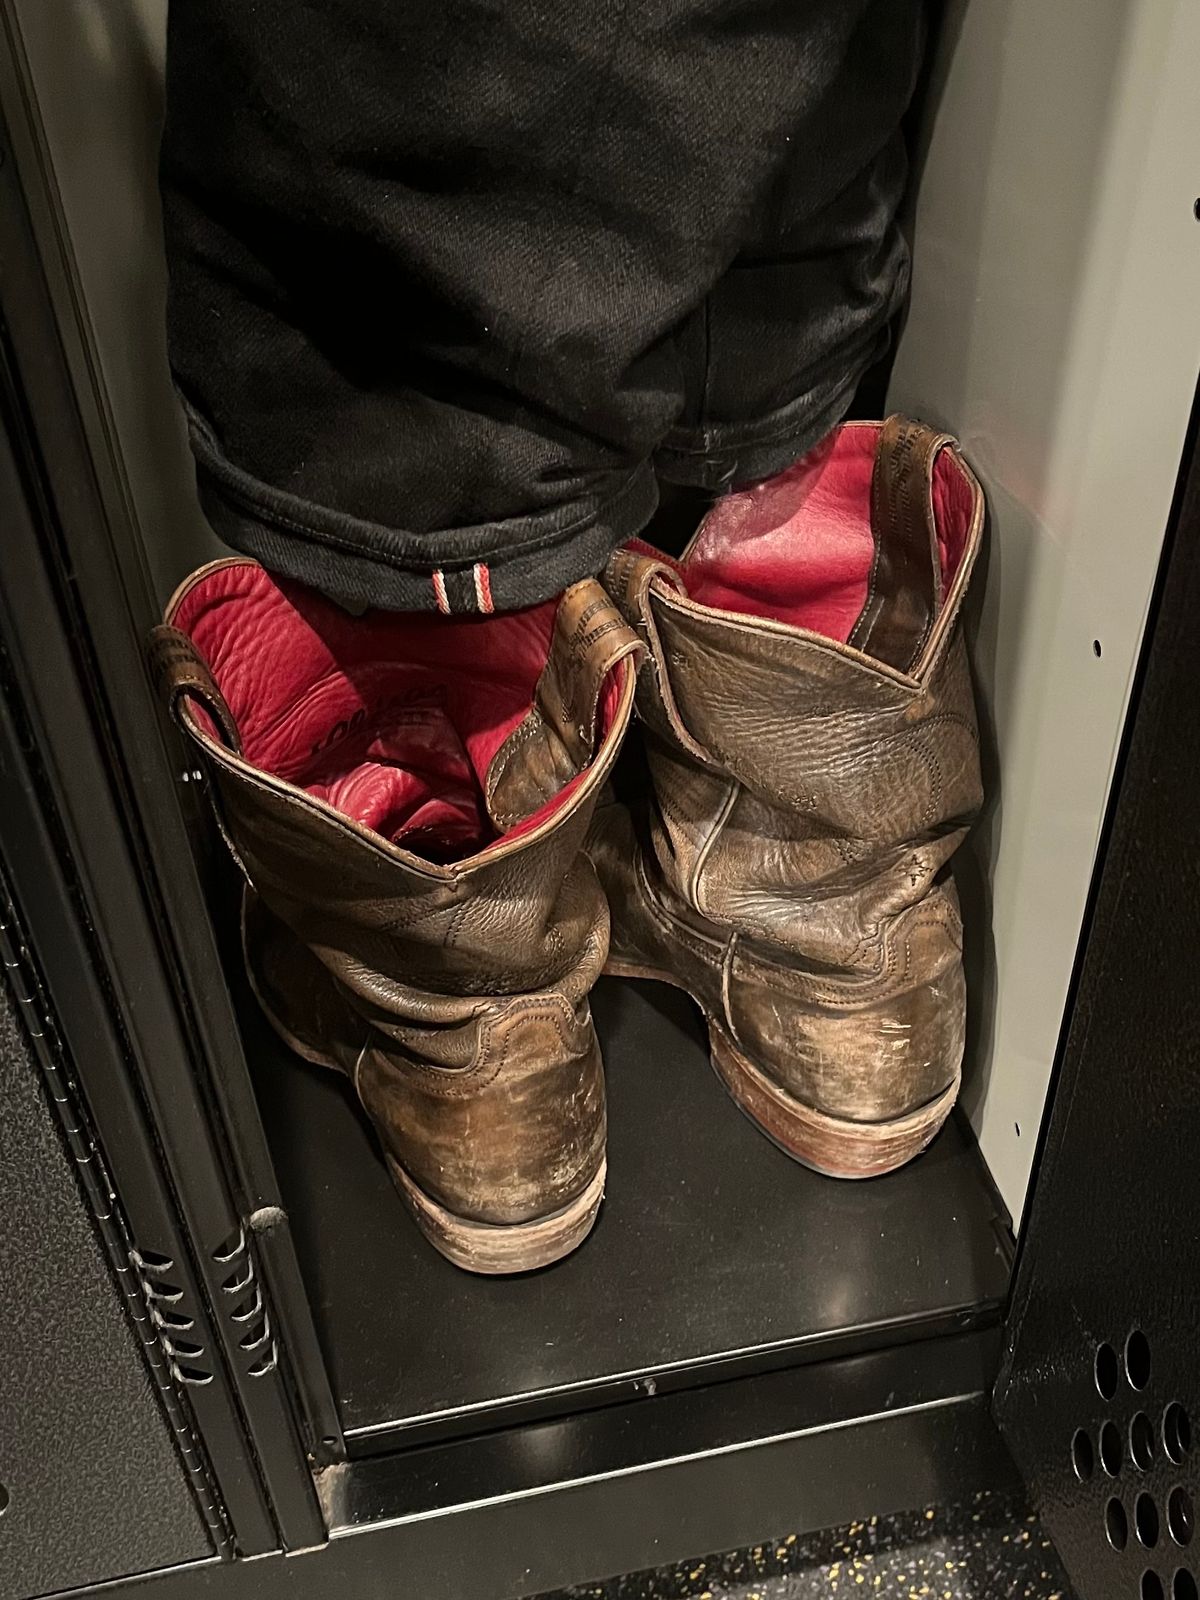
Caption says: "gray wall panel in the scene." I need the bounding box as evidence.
[889,0,1200,1220]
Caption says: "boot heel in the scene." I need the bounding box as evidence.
[386,1157,607,1275]
[708,1026,959,1180]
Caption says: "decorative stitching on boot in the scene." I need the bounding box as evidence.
[733,903,960,1007]
[392,997,579,1096]
[909,730,944,829]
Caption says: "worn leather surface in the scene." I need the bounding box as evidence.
[152,565,640,1228]
[487,581,634,831]
[163,559,629,858]
[591,418,984,1129]
[847,415,958,670]
[243,893,608,1224]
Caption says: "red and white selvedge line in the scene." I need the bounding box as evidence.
[432,563,493,614]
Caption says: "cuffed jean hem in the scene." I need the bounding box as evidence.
[188,424,660,614]
[652,329,889,493]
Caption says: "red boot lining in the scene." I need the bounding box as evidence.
[173,564,616,861]
[683,424,973,646]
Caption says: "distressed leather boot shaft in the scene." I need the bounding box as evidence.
[151,560,640,1271]
[591,417,984,1177]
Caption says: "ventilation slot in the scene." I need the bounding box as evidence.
[131,1248,213,1385]
[212,1227,277,1378]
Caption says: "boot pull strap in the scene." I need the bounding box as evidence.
[602,545,711,763]
[533,578,643,769]
[847,415,956,675]
[147,625,243,754]
[485,580,642,829]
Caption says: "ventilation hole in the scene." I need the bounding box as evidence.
[167,1339,205,1360]
[0,1483,8,1516]
[173,1364,213,1386]
[1174,1570,1198,1600]
[1165,1405,1192,1465]
[1128,1330,1152,1390]
[134,1249,175,1272]
[1108,1499,1130,1551]
[1145,1576,1166,1600]
[1101,1419,1125,1476]
[1073,1429,1095,1481]
[153,1308,195,1332]
[239,1324,271,1353]
[1133,1412,1157,1471]
[247,1347,278,1378]
[145,1285,185,1308]
[1138,1493,1162,1548]
[229,1289,264,1325]
[221,1262,253,1296]
[1169,1490,1195,1548]
[1097,1342,1121,1400]
[1194,198,1200,223]
[212,1227,246,1263]
[1093,639,1103,657]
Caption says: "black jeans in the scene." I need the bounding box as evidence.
[161,0,925,613]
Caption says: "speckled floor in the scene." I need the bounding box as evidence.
[540,1492,1076,1600]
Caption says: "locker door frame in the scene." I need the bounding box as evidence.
[0,76,332,1556]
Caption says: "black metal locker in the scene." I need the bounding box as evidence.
[0,917,210,1593]
[993,390,1200,1600]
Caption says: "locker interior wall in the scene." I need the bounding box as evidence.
[4,0,1196,1228]
[888,0,1200,1217]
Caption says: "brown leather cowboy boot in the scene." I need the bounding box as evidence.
[150,560,640,1272]
[590,416,984,1178]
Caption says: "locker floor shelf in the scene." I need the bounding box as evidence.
[241,972,1014,1456]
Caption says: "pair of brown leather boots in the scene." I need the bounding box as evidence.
[151,417,984,1275]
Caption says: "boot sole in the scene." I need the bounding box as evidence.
[388,1156,606,1276]
[248,960,606,1274]
[607,958,958,1179]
